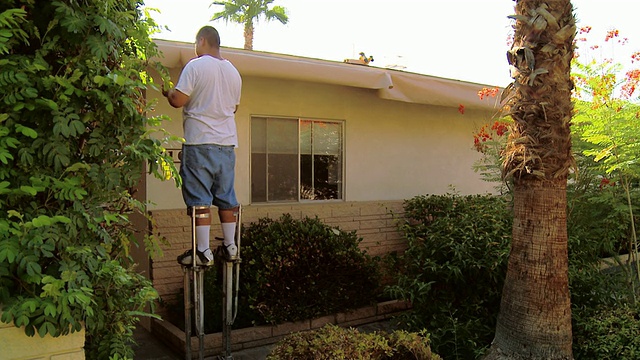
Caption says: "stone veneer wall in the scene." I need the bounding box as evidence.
[0,318,85,359]
[149,200,406,317]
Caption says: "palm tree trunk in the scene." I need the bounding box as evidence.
[486,179,573,359]
[485,1,576,359]
[244,21,254,50]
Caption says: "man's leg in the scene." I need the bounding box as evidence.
[219,206,239,258]
[194,206,211,253]
[177,206,214,265]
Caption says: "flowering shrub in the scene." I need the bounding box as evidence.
[466,87,512,194]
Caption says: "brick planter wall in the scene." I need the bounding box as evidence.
[149,200,407,318]
[151,299,411,359]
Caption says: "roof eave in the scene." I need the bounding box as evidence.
[152,39,502,112]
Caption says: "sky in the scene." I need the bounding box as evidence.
[142,0,640,87]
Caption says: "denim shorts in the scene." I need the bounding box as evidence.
[180,144,239,210]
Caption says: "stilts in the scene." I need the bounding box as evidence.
[181,205,242,360]
[181,206,207,360]
[217,206,242,360]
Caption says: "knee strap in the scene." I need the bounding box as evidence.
[188,206,211,219]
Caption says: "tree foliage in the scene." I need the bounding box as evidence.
[0,1,177,358]
[572,25,640,300]
[211,0,288,50]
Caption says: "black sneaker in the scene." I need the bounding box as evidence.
[177,248,214,266]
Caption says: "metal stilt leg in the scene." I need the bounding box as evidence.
[218,206,242,360]
[195,268,205,360]
[183,266,191,360]
[182,206,209,360]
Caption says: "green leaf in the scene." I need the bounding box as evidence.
[52,215,71,224]
[0,241,18,263]
[35,98,59,111]
[0,151,13,164]
[26,261,42,277]
[31,215,52,227]
[15,315,29,327]
[22,299,38,313]
[43,302,57,317]
[38,322,57,337]
[15,124,38,139]
[19,185,37,195]
[65,162,90,172]
[93,75,105,85]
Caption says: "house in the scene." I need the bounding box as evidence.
[135,39,502,320]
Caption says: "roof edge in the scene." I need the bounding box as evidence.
[152,39,503,111]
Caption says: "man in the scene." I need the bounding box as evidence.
[163,26,242,265]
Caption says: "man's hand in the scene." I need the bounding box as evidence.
[161,82,172,97]
[164,87,189,108]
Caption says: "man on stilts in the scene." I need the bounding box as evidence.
[163,25,242,359]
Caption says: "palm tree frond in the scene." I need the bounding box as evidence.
[209,0,289,50]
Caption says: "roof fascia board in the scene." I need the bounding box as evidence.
[152,39,501,112]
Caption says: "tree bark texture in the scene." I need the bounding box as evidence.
[485,179,573,360]
[244,22,254,50]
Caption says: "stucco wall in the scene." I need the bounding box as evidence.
[0,319,85,359]
[143,70,498,320]
[145,73,495,211]
[150,200,405,318]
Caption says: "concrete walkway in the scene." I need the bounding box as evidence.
[133,325,274,360]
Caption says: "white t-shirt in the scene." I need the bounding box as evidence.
[175,55,242,146]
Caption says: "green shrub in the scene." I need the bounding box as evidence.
[240,214,382,324]
[386,191,636,360]
[566,156,636,260]
[267,324,441,360]
[572,303,640,359]
[385,193,512,360]
[172,214,382,333]
[0,1,174,358]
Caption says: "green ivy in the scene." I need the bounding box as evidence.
[0,1,178,358]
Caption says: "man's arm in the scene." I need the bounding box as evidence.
[162,87,189,108]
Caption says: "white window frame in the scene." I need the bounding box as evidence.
[250,115,345,204]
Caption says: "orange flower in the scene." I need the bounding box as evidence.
[477,87,500,100]
[579,26,592,34]
[605,29,619,42]
[621,69,640,98]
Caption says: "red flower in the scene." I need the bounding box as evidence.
[598,178,617,189]
[491,121,509,136]
[458,104,465,114]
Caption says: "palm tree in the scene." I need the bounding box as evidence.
[485,1,576,359]
[210,0,288,50]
